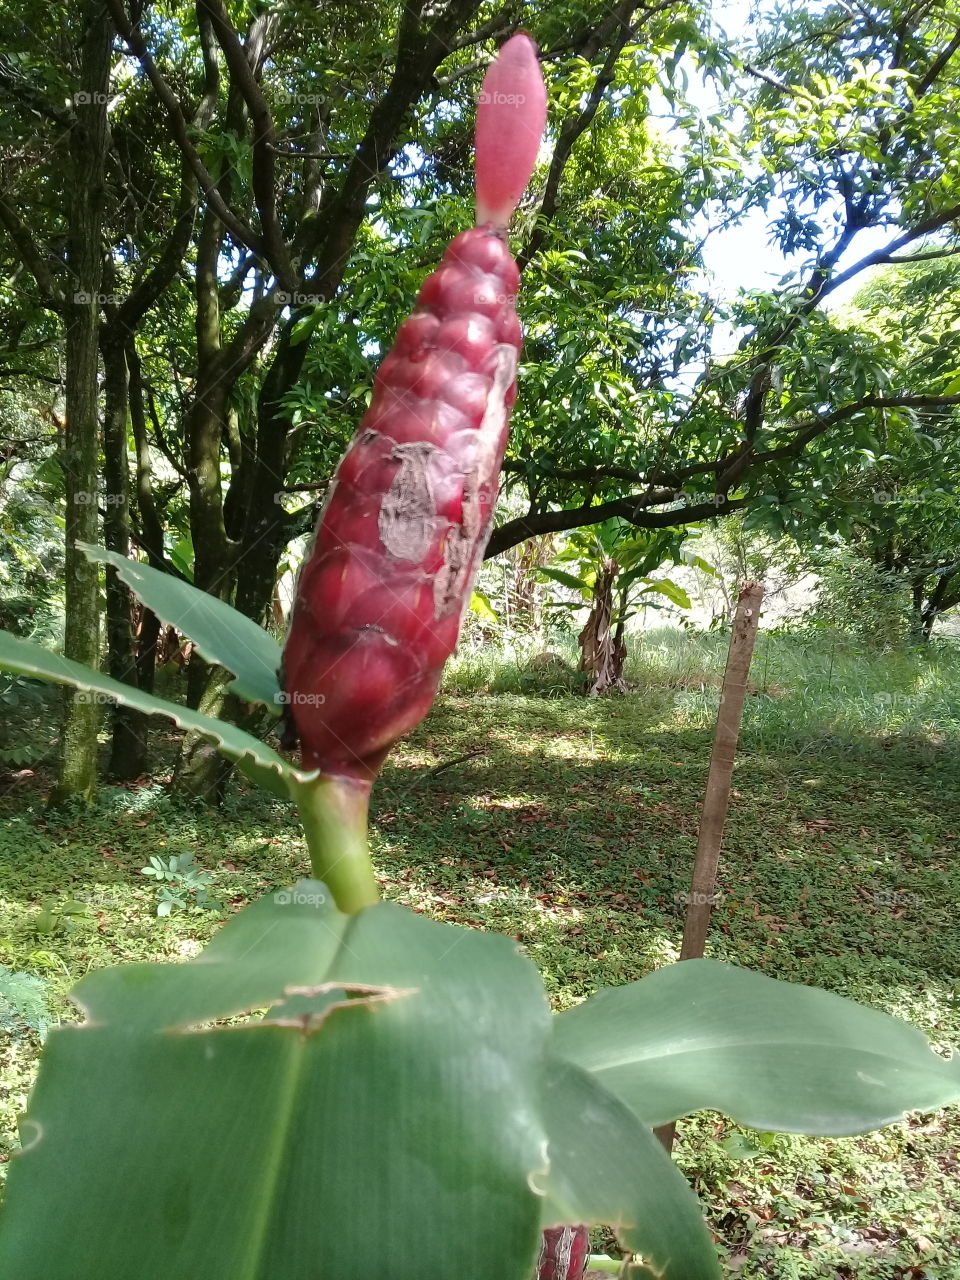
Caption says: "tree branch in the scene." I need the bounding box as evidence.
[299,0,484,296]
[105,0,268,263]
[0,194,61,304]
[485,493,749,557]
[517,0,641,273]
[819,201,960,299]
[198,0,296,287]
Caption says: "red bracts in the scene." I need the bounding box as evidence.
[281,34,546,779]
[536,1226,591,1279]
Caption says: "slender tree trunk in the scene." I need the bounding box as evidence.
[678,582,764,958]
[101,326,149,779]
[172,664,234,801]
[233,325,308,623]
[126,340,165,712]
[172,196,235,795]
[52,5,112,804]
[655,581,764,1153]
[918,569,955,643]
[578,559,626,694]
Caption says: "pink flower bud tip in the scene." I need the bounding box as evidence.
[475,33,547,230]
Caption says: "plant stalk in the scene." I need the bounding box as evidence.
[655,580,764,1155]
[293,773,380,913]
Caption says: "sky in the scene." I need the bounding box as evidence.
[688,0,890,313]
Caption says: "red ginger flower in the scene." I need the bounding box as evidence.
[281,34,546,780]
[536,1226,590,1280]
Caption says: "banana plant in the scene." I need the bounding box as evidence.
[1,35,959,1280]
[539,522,716,693]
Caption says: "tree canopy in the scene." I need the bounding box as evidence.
[2,0,960,788]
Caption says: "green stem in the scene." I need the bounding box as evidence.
[293,773,380,914]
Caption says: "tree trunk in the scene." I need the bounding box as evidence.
[101,326,148,779]
[52,5,112,805]
[918,568,956,643]
[678,581,764,960]
[578,559,626,695]
[171,196,236,796]
[127,341,164,706]
[171,664,234,801]
[232,324,309,624]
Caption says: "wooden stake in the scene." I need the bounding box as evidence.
[655,580,764,1153]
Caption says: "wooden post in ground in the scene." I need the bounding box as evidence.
[655,580,764,1153]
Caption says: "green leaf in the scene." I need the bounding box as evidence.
[0,633,312,799]
[79,544,283,711]
[0,889,552,1280]
[540,1058,720,1279]
[682,552,721,578]
[168,536,194,581]
[552,959,960,1134]
[720,1133,765,1160]
[638,578,692,609]
[539,567,592,594]
[469,589,500,623]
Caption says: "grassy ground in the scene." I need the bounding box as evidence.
[1,628,959,1277]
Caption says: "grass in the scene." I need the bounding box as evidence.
[1,627,960,1277]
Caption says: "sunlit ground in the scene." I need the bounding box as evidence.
[1,630,958,1276]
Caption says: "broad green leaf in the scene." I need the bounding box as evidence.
[469,588,500,623]
[0,889,551,1280]
[0,633,311,799]
[637,578,692,609]
[79,544,283,711]
[539,566,592,594]
[539,1058,720,1279]
[682,551,721,578]
[552,959,960,1134]
[74,881,349,1032]
[168,536,195,581]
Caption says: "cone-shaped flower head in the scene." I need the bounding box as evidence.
[281,34,547,781]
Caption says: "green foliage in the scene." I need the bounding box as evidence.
[139,852,222,917]
[0,889,559,1280]
[30,899,93,941]
[554,959,960,1133]
[0,676,59,769]
[813,550,914,651]
[78,545,284,712]
[0,631,310,799]
[2,638,960,1273]
[0,967,51,1042]
[540,521,702,627]
[3,881,959,1277]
